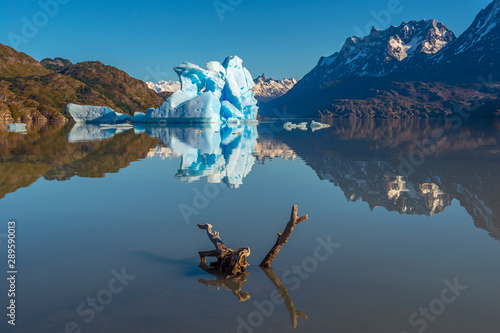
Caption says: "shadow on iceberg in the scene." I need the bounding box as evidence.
[145,123,258,188]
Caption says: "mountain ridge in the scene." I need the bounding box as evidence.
[261,0,500,119]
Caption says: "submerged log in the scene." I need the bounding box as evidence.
[197,223,250,276]
[260,205,309,268]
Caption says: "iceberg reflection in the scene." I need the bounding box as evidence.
[146,124,257,188]
[68,123,133,143]
[67,122,258,188]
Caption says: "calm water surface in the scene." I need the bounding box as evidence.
[0,119,499,333]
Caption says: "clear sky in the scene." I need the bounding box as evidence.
[0,0,493,82]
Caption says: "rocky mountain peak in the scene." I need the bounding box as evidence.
[252,74,297,102]
[299,19,455,91]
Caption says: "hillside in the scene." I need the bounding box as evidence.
[0,44,164,122]
[0,44,51,78]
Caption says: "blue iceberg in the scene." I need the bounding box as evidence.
[144,56,258,123]
[67,104,132,123]
[67,56,258,124]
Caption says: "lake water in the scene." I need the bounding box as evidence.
[0,119,499,333]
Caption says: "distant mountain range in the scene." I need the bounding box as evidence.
[252,74,297,102]
[0,44,164,122]
[261,0,500,118]
[146,74,297,103]
[146,80,181,93]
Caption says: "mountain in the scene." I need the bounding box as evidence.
[0,43,164,122]
[299,20,454,91]
[147,80,181,93]
[61,61,164,116]
[426,0,500,81]
[252,74,297,102]
[261,0,500,119]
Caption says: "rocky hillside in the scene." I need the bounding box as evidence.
[61,61,164,116]
[261,0,500,119]
[0,44,164,122]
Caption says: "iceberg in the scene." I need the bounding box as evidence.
[67,104,132,123]
[145,55,258,123]
[67,56,258,124]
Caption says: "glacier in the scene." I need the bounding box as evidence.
[68,56,258,124]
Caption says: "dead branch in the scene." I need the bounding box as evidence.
[197,223,250,276]
[260,205,309,268]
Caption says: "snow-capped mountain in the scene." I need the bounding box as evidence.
[252,74,297,102]
[297,19,454,91]
[427,0,500,80]
[146,80,181,93]
[261,0,500,119]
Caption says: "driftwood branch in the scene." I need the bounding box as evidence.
[262,267,307,328]
[260,205,309,268]
[197,223,250,276]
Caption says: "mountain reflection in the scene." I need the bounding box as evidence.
[1,119,499,240]
[268,119,500,240]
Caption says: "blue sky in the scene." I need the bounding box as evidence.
[0,0,493,82]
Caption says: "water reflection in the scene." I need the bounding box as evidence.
[261,267,308,329]
[198,261,251,302]
[146,124,258,188]
[68,123,134,143]
[1,120,499,240]
[271,119,500,239]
